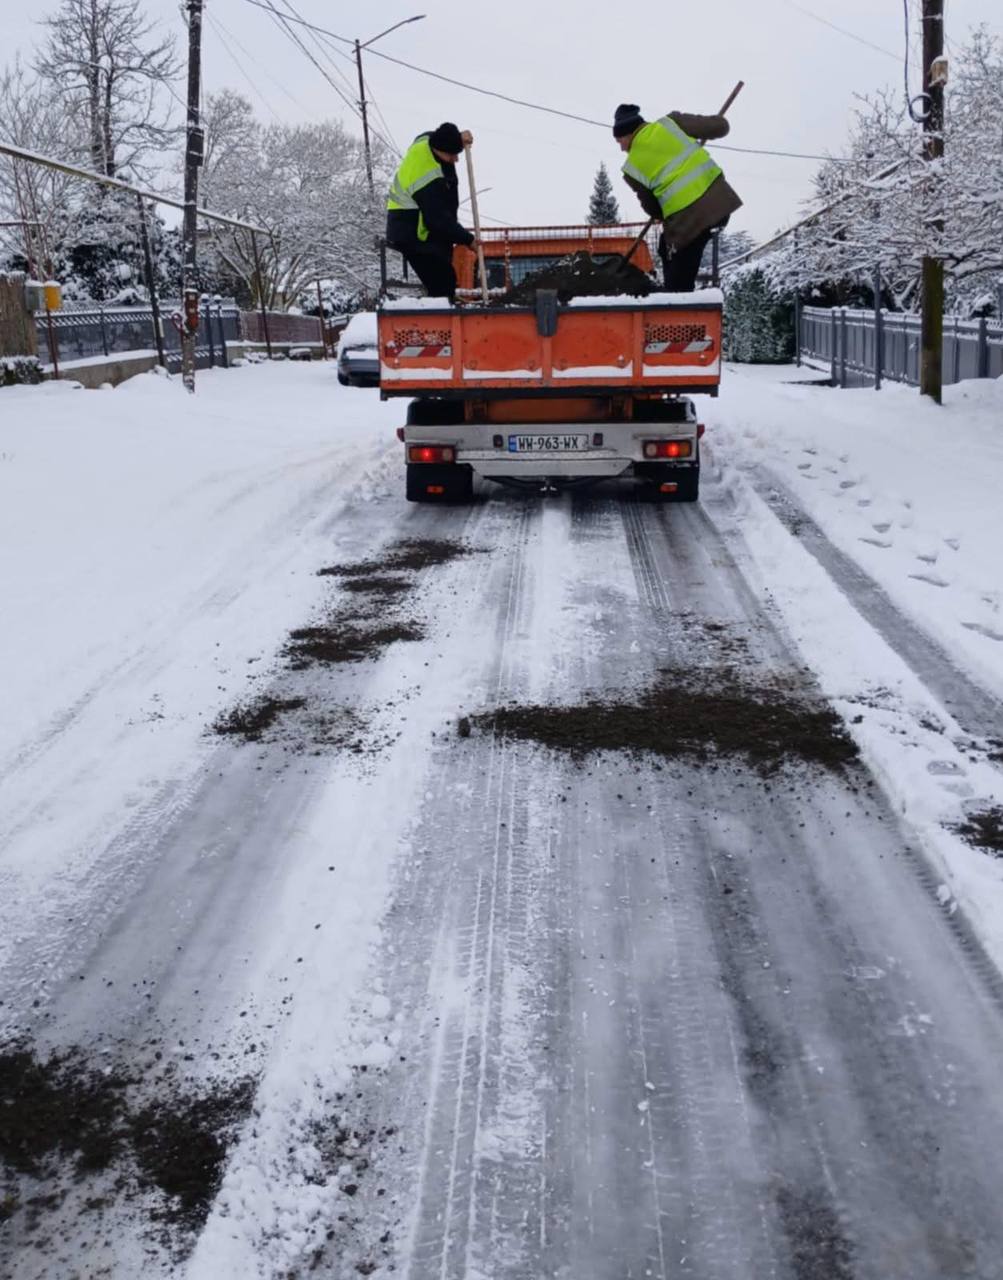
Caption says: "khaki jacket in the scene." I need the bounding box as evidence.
[623,111,743,250]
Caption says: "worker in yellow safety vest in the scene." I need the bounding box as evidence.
[613,103,742,292]
[386,122,478,299]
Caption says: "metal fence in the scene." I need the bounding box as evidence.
[798,303,1003,389]
[36,299,241,375]
[240,310,324,348]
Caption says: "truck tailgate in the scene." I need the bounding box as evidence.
[378,291,723,396]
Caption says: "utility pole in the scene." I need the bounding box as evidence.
[919,0,945,403]
[181,0,205,393]
[353,40,375,201]
[353,17,425,201]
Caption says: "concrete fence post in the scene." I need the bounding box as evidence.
[794,294,802,367]
[216,301,228,369]
[977,314,989,379]
[873,268,883,390]
[839,307,848,387]
[830,309,838,385]
[952,317,961,385]
[203,297,215,369]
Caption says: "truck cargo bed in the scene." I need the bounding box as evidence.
[378,290,723,398]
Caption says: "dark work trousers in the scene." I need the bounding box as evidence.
[394,240,457,299]
[659,222,723,292]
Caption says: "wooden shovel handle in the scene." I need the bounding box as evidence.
[463,144,490,305]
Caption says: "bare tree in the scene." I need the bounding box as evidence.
[0,59,88,273]
[35,0,181,178]
[200,91,391,309]
[728,27,1003,314]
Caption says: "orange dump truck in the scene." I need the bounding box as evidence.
[378,224,723,503]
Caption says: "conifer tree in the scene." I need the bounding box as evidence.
[587,163,620,225]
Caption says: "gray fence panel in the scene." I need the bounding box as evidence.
[37,301,241,374]
[800,305,1002,390]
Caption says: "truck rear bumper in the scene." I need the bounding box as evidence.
[463,452,632,480]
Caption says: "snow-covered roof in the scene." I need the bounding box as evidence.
[338,311,378,348]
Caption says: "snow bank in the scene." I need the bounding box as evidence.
[708,369,1003,702]
[0,363,403,1000]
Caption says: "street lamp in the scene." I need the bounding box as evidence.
[355,14,425,198]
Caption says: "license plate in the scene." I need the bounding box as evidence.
[508,433,591,453]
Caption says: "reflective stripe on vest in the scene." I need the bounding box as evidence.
[387,135,443,241]
[622,115,722,219]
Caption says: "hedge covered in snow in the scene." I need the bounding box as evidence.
[1,356,43,387]
[723,268,795,364]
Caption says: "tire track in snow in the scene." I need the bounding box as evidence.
[744,465,1003,742]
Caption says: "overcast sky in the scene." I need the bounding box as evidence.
[5,0,1001,240]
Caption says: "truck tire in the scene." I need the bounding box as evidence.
[406,463,473,503]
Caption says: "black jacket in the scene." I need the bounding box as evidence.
[386,137,474,249]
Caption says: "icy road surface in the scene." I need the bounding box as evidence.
[2,363,1003,1280]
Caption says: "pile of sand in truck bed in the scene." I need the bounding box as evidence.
[497,251,655,306]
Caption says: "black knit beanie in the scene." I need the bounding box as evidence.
[429,122,464,154]
[613,103,645,138]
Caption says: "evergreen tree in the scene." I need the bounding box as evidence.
[723,268,795,364]
[587,163,620,226]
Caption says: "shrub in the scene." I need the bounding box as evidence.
[723,268,795,364]
[1,356,43,387]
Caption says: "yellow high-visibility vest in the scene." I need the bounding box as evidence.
[387,135,443,242]
[622,116,722,219]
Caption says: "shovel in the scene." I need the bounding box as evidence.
[609,80,745,276]
[464,140,490,304]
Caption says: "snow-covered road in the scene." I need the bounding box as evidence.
[2,362,1002,1279]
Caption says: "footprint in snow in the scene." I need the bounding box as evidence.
[915,551,939,565]
[961,621,1003,642]
[839,479,858,490]
[927,760,964,776]
[909,572,950,588]
[797,462,812,471]
[802,447,818,456]
[859,537,892,549]
[857,498,872,507]
[944,537,961,551]
[872,522,892,534]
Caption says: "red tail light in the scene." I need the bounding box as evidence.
[396,427,405,442]
[643,440,692,460]
[697,423,706,439]
[408,445,456,464]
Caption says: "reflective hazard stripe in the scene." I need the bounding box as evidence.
[397,344,452,358]
[658,156,720,206]
[650,143,698,187]
[644,339,713,354]
[409,167,441,196]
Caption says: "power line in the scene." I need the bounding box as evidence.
[275,0,359,100]
[274,0,402,158]
[237,0,848,164]
[777,0,900,60]
[253,0,396,151]
[209,10,309,110]
[206,11,282,121]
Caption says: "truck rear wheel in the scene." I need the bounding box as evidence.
[406,463,473,504]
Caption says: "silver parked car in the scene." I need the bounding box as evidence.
[336,312,379,387]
